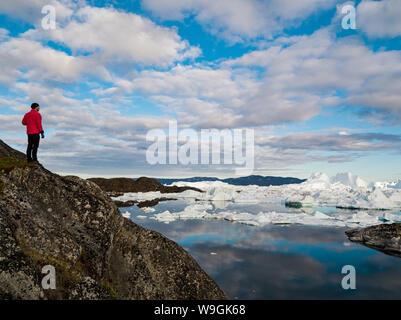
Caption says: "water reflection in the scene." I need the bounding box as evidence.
[121,201,401,299]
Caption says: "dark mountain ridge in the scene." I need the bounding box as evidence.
[156,175,306,186]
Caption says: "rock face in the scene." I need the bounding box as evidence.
[88,177,203,194]
[0,139,226,300]
[346,223,401,258]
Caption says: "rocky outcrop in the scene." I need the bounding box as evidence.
[0,139,226,299]
[87,176,202,209]
[113,197,177,208]
[87,177,203,194]
[345,223,401,258]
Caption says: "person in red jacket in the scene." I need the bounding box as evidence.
[22,103,45,163]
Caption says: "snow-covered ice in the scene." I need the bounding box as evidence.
[330,172,368,189]
[114,172,401,227]
[140,207,156,213]
[147,202,400,228]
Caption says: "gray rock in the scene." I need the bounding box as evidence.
[345,223,401,258]
[0,139,226,300]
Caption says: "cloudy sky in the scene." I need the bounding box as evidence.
[0,0,400,181]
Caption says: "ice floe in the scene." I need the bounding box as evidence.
[148,202,401,227]
[141,207,156,213]
[114,172,401,227]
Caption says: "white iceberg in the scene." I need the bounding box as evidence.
[115,171,401,227]
[330,172,368,189]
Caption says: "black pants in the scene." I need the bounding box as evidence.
[27,134,40,161]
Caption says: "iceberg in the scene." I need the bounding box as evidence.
[303,172,331,189]
[330,172,368,189]
[115,171,401,227]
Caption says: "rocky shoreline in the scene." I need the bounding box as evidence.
[88,176,203,194]
[346,223,401,258]
[87,176,203,208]
[113,197,178,208]
[0,139,226,300]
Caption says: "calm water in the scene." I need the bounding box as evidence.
[121,200,401,299]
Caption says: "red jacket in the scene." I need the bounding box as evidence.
[22,110,44,134]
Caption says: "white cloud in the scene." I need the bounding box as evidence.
[108,63,261,128]
[0,28,9,41]
[1,3,201,86]
[0,114,24,133]
[92,36,397,132]
[128,64,255,100]
[0,0,75,23]
[110,27,401,127]
[357,0,401,38]
[26,6,201,67]
[260,132,401,151]
[143,0,269,34]
[269,0,339,20]
[0,38,109,84]
[226,28,401,122]
[250,129,401,172]
[142,0,342,41]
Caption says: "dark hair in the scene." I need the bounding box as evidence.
[31,103,40,109]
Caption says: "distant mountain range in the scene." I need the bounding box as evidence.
[156,175,306,187]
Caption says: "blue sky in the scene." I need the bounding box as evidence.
[0,0,400,181]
